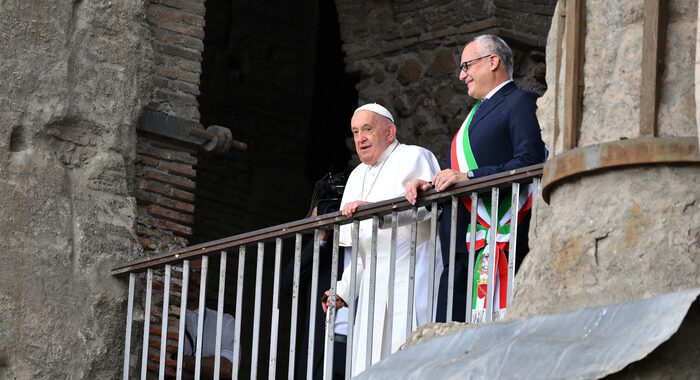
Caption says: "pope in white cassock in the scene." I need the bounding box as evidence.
[322,103,442,376]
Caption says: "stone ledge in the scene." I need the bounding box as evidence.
[541,136,700,203]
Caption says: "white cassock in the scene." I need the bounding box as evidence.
[336,139,442,375]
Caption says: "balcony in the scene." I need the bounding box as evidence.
[112,164,543,379]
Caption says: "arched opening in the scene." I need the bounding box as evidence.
[193,1,358,376]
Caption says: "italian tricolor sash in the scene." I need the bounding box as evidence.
[450,101,534,311]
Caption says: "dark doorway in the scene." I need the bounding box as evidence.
[194,1,357,378]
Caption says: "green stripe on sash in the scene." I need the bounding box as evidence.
[462,100,481,171]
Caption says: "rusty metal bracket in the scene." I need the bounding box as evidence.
[541,136,700,203]
[138,109,247,152]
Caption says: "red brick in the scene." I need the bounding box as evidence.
[143,169,196,191]
[157,19,204,39]
[156,67,199,84]
[157,160,196,178]
[139,237,157,250]
[158,11,182,23]
[182,12,205,28]
[147,205,194,224]
[157,220,193,236]
[137,154,160,167]
[171,187,195,203]
[140,179,194,203]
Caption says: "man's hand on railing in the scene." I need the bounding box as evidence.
[432,169,470,192]
[405,179,434,205]
[321,290,347,313]
[341,200,371,218]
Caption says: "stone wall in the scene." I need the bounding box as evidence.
[514,0,700,318]
[539,0,698,155]
[146,0,205,124]
[0,0,153,378]
[335,0,556,164]
[508,0,700,375]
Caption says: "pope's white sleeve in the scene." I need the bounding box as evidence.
[380,147,440,229]
[336,246,362,306]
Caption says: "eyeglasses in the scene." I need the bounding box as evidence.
[459,54,492,72]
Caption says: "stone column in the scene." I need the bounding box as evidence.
[0,1,153,378]
[510,0,699,320]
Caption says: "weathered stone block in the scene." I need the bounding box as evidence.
[397,59,423,85]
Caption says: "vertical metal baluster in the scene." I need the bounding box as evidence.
[446,195,458,322]
[159,264,172,380]
[306,230,321,380]
[269,239,282,380]
[345,220,360,380]
[194,256,209,380]
[366,216,379,368]
[214,252,227,380]
[123,273,135,380]
[324,225,341,380]
[467,193,478,323]
[251,243,264,380]
[485,188,499,322]
[288,234,302,380]
[386,211,398,352]
[406,208,418,339]
[507,183,520,307]
[140,269,153,380]
[176,261,190,380]
[427,202,438,322]
[233,247,245,378]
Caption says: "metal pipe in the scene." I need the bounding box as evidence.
[306,230,321,380]
[406,208,418,338]
[467,193,478,323]
[122,273,135,380]
[447,196,458,322]
[324,225,341,380]
[214,252,228,380]
[427,202,438,322]
[194,256,209,380]
[485,188,499,322]
[251,243,264,379]
[366,216,379,367]
[140,269,153,380]
[288,234,302,379]
[386,211,398,351]
[269,239,282,380]
[159,264,172,380]
[176,260,190,380]
[345,220,360,379]
[507,183,520,306]
[232,247,245,378]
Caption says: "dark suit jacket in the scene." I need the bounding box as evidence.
[437,81,545,321]
[281,233,346,379]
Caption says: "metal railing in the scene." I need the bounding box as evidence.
[112,164,543,379]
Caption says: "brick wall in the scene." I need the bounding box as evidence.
[146,0,206,123]
[134,0,206,253]
[135,132,197,252]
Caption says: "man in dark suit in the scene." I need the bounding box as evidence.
[406,35,546,322]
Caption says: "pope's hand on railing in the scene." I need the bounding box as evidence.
[405,179,433,205]
[432,169,469,192]
[321,290,347,313]
[342,200,371,218]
